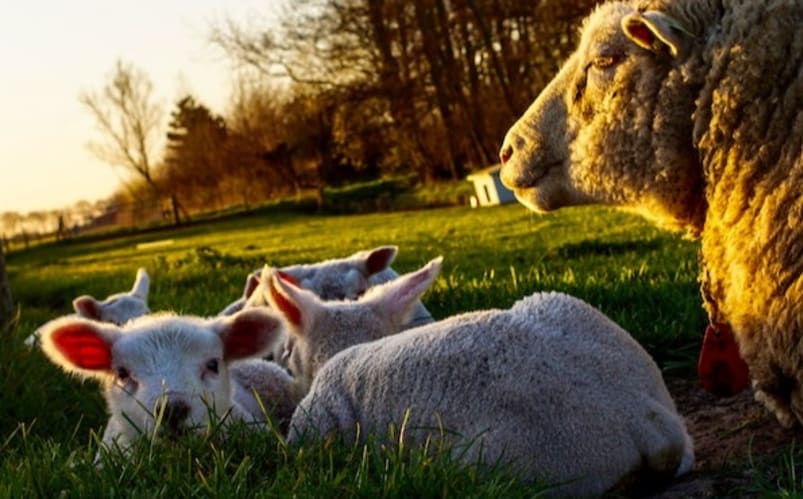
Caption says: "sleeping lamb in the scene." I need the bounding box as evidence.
[499,0,803,426]
[220,246,433,327]
[222,246,434,364]
[267,259,693,496]
[38,308,297,450]
[25,267,151,347]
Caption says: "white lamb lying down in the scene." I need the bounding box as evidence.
[219,246,434,328]
[263,258,444,395]
[268,259,694,497]
[39,308,297,450]
[25,268,151,347]
[221,246,435,364]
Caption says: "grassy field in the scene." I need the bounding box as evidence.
[1,203,719,496]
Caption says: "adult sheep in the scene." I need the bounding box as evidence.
[498,0,803,427]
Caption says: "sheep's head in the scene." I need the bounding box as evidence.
[73,268,151,325]
[264,257,442,394]
[500,1,706,234]
[39,309,284,446]
[280,246,399,301]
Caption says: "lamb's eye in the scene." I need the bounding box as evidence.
[116,367,129,380]
[591,54,621,70]
[206,359,219,374]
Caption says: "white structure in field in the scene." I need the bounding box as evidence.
[466,165,516,207]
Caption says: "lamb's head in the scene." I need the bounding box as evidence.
[223,246,400,316]
[499,1,706,234]
[73,268,151,325]
[39,308,284,447]
[280,246,399,300]
[263,257,442,393]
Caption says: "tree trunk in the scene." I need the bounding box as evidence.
[0,247,13,334]
[413,0,465,180]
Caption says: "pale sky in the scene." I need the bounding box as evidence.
[0,0,284,214]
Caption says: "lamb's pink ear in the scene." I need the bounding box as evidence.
[265,270,320,333]
[363,246,398,276]
[40,319,120,377]
[243,273,261,300]
[621,10,690,58]
[364,257,442,328]
[214,309,284,361]
[73,296,100,320]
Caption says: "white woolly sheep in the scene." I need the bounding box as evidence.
[38,308,297,450]
[270,260,693,496]
[499,0,803,426]
[25,268,151,347]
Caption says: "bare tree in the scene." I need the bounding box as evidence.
[80,60,164,193]
[0,247,12,334]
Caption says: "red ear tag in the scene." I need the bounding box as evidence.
[698,323,750,397]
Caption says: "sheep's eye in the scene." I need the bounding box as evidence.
[591,54,622,70]
[206,359,219,374]
[116,367,129,380]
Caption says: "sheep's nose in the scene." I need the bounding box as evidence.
[500,144,513,165]
[163,401,190,431]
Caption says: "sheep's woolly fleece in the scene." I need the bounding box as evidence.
[289,292,693,497]
[500,0,803,427]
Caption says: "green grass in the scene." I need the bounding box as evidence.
[0,203,719,495]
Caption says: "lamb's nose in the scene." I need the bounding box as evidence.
[500,144,513,165]
[163,401,190,431]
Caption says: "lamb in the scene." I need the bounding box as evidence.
[498,0,803,427]
[38,308,298,450]
[221,246,435,364]
[268,259,693,497]
[220,246,433,328]
[264,257,443,394]
[25,268,151,347]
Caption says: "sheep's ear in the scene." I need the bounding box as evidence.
[621,10,691,58]
[130,268,150,300]
[364,257,442,328]
[243,273,261,300]
[362,246,398,276]
[40,318,121,377]
[73,296,101,320]
[213,308,285,361]
[266,269,321,334]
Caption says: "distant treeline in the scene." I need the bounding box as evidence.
[3,0,600,238]
[154,0,598,215]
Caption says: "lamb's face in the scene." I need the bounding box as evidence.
[105,321,233,441]
[283,262,368,301]
[39,309,284,448]
[500,1,705,233]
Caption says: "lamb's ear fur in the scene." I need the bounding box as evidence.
[362,257,442,328]
[265,269,322,334]
[130,268,150,300]
[360,246,398,276]
[73,296,101,320]
[39,318,121,379]
[211,308,285,361]
[243,273,261,300]
[621,10,691,58]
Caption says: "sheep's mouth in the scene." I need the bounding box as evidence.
[502,160,561,188]
[506,162,565,211]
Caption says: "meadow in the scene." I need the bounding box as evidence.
[3,203,789,496]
